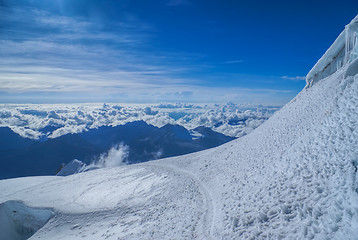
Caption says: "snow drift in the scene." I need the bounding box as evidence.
[1,15,358,239]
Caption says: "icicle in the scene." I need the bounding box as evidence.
[344,18,358,64]
[344,26,350,64]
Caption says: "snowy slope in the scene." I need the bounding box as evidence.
[1,16,358,239]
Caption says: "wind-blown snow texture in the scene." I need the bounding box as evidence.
[1,16,358,239]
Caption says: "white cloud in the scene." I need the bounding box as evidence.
[95,144,129,168]
[281,76,306,81]
[225,60,244,64]
[75,144,130,172]
[9,126,43,140]
[0,103,280,140]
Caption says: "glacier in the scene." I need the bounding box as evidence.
[1,15,358,239]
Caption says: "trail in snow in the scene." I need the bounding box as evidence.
[146,163,215,240]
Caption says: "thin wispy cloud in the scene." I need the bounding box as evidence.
[281,76,306,81]
[0,6,197,96]
[0,3,304,105]
[167,0,191,7]
[225,60,244,64]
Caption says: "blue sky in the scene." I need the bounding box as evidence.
[0,0,357,104]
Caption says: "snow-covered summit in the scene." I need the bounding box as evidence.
[1,16,358,239]
[306,14,358,87]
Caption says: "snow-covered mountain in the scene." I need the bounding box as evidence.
[1,15,358,240]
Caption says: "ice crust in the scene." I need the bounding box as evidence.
[1,16,358,240]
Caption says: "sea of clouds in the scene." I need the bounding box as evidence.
[0,103,280,140]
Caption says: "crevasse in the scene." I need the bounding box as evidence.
[306,15,358,87]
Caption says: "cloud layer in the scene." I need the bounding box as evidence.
[0,103,279,139]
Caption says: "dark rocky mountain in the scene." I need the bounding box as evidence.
[0,133,102,179]
[0,127,34,151]
[0,121,235,179]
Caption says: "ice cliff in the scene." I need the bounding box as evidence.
[306,15,358,87]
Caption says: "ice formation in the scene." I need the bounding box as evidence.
[306,15,358,87]
[0,201,53,240]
